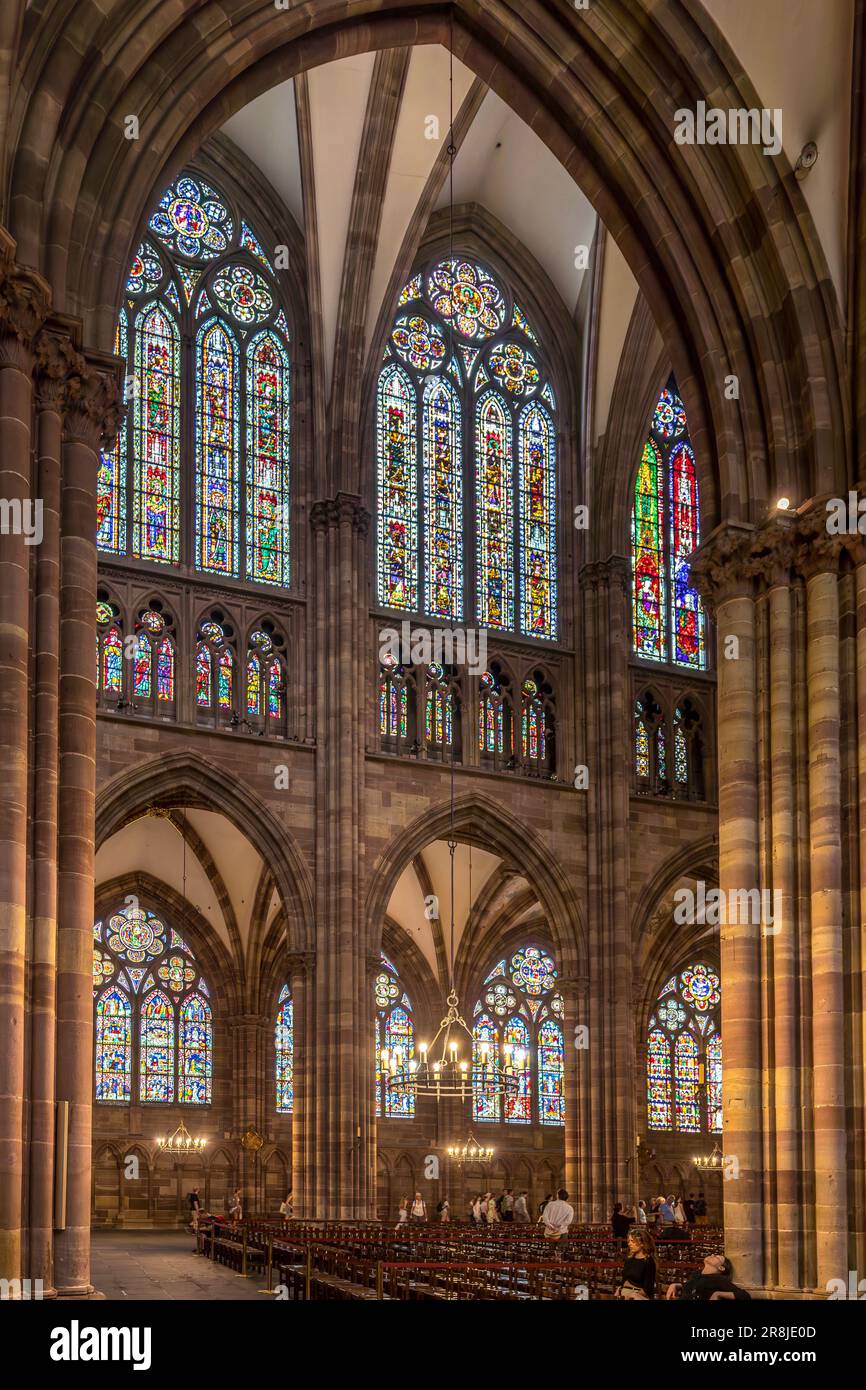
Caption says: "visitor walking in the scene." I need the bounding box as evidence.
[279,1191,293,1226]
[411,1191,427,1223]
[486,1191,500,1223]
[514,1190,530,1224]
[693,1192,708,1226]
[229,1188,242,1225]
[501,1189,515,1221]
[396,1196,409,1230]
[437,1196,450,1223]
[612,1201,633,1240]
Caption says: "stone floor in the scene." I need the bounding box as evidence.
[91,1230,269,1300]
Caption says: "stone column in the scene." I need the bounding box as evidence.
[27,329,75,1288]
[800,539,848,1288]
[286,951,314,1218]
[53,356,119,1295]
[560,974,588,1213]
[693,524,763,1288]
[0,240,50,1285]
[310,495,372,1217]
[762,530,801,1293]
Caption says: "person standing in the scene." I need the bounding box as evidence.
[279,1191,293,1227]
[514,1190,530,1224]
[612,1201,633,1240]
[229,1188,242,1225]
[693,1192,708,1226]
[673,1194,687,1226]
[501,1189,514,1222]
[486,1191,500,1224]
[187,1187,201,1232]
[411,1191,427,1223]
[683,1192,696,1225]
[470,1195,482,1226]
[540,1188,574,1258]
[437,1196,450,1223]
[396,1196,409,1230]
[635,1199,648,1226]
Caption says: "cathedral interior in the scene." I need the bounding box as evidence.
[0,0,865,1314]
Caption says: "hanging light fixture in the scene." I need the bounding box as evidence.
[693,1143,724,1171]
[446,1134,495,1164]
[157,1119,207,1153]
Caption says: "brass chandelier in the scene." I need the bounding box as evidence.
[693,1143,724,1171]
[157,1120,207,1154]
[446,1134,495,1164]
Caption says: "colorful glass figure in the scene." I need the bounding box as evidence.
[647,961,721,1132]
[377,365,417,610]
[179,993,212,1104]
[103,624,123,695]
[196,319,239,576]
[149,175,233,261]
[538,1018,564,1125]
[503,1016,531,1123]
[519,403,556,639]
[473,1014,501,1123]
[476,393,513,629]
[632,382,705,668]
[97,310,129,554]
[133,303,180,564]
[140,990,174,1102]
[276,985,293,1114]
[95,988,132,1102]
[375,955,415,1118]
[246,331,290,586]
[422,378,462,620]
[247,654,261,716]
[195,644,211,706]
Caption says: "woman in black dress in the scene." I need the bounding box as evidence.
[615,1227,657,1300]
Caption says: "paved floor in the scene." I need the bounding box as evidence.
[91,1230,269,1300]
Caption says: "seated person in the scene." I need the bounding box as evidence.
[665,1254,751,1300]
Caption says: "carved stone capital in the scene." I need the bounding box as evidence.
[63,358,123,452]
[580,555,628,595]
[689,521,756,612]
[792,505,846,580]
[310,494,371,536]
[33,327,80,409]
[742,514,800,589]
[0,253,52,364]
[286,950,316,980]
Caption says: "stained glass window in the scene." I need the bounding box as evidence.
[473,1014,501,1123]
[133,303,181,564]
[504,1015,531,1123]
[102,624,123,695]
[375,954,415,1119]
[538,1018,564,1125]
[94,903,212,1106]
[479,668,510,757]
[518,403,556,638]
[268,660,282,720]
[635,703,650,778]
[707,1032,723,1134]
[375,257,557,638]
[97,310,128,555]
[473,944,563,1126]
[196,645,211,706]
[647,1027,671,1129]
[156,637,173,701]
[521,679,545,762]
[247,654,262,716]
[179,993,212,1104]
[276,984,293,1114]
[422,378,462,620]
[632,381,706,668]
[377,364,417,610]
[379,659,408,742]
[140,990,174,1102]
[246,330,290,586]
[675,1031,700,1133]
[95,987,132,1102]
[477,392,513,629]
[109,173,292,583]
[425,663,453,750]
[196,320,239,576]
[646,960,721,1132]
[133,632,151,698]
[218,647,233,709]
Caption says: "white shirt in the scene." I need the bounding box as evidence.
[411,1198,425,1217]
[637,1206,647,1225]
[541,1198,574,1236]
